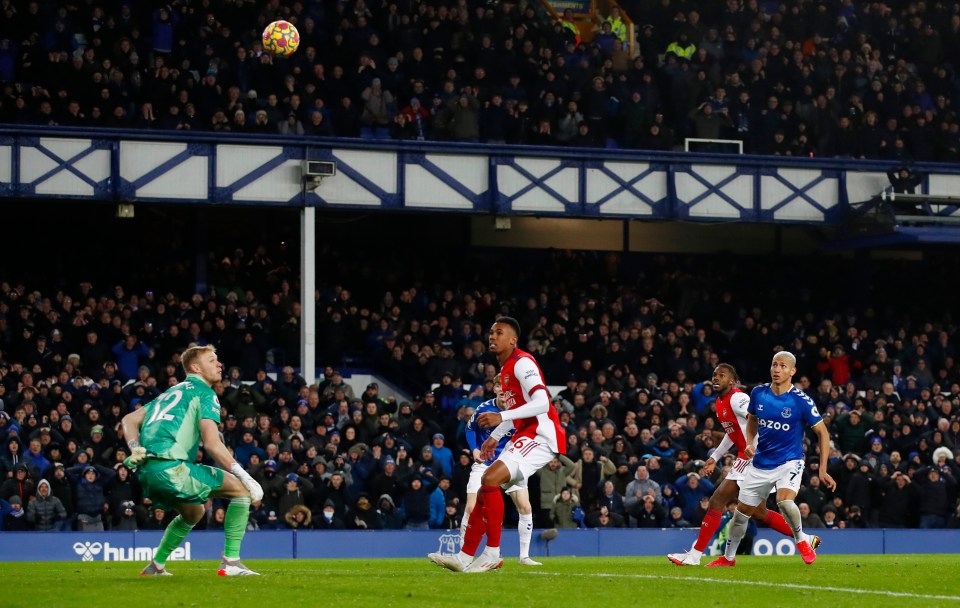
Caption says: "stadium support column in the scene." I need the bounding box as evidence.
[300,206,317,385]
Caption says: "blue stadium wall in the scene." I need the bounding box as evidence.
[1,529,956,561]
[4,126,960,229]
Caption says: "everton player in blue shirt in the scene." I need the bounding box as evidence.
[708,351,837,567]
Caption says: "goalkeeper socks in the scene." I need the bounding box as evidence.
[481,485,505,549]
[776,500,806,543]
[692,508,723,553]
[223,496,251,560]
[154,515,196,566]
[518,513,533,559]
[723,510,750,560]
[764,508,795,538]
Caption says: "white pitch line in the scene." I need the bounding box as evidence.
[524,571,960,602]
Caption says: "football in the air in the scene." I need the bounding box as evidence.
[262,20,300,57]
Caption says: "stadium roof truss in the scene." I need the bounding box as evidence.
[4,127,960,242]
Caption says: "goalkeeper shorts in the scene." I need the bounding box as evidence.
[138,460,225,511]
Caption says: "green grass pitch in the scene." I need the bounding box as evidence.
[4,555,956,608]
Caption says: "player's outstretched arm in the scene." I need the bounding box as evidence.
[812,421,837,491]
[706,432,735,474]
[200,419,264,502]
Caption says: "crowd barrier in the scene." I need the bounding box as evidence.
[1,528,956,562]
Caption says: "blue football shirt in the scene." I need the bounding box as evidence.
[748,384,823,470]
[465,398,514,465]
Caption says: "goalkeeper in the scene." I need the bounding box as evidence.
[121,345,264,577]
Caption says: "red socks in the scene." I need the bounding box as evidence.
[764,509,794,537]
[694,508,723,552]
[462,490,487,556]
[463,486,506,554]
[481,485,505,548]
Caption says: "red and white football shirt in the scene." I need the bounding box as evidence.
[500,348,566,454]
[715,387,751,459]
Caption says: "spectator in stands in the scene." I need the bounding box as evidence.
[316,498,347,530]
[798,502,825,529]
[445,93,481,142]
[1,463,34,504]
[67,463,115,531]
[1,495,28,531]
[112,335,150,382]
[673,471,714,522]
[1,435,23,481]
[688,101,732,146]
[916,464,957,528]
[536,454,577,527]
[360,79,394,135]
[26,479,67,531]
[377,494,404,530]
[401,470,435,529]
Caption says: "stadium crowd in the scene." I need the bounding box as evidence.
[3,0,960,158]
[1,244,959,538]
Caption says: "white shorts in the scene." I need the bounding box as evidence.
[467,461,524,495]
[496,436,555,491]
[737,459,805,506]
[725,457,752,482]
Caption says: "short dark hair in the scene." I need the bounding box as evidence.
[495,316,521,337]
[715,363,740,383]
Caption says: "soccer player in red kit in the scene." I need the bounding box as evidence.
[667,363,820,566]
[429,316,565,572]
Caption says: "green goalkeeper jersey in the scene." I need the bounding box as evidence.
[139,374,222,462]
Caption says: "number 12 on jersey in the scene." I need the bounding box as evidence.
[146,390,183,425]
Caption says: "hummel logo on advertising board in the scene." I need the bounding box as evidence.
[73,541,192,561]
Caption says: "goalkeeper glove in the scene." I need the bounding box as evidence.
[123,446,148,470]
[230,462,264,502]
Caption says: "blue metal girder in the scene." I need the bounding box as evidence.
[590,161,668,215]
[213,145,300,202]
[118,142,213,199]
[759,167,837,220]
[19,136,112,197]
[676,164,752,219]
[404,152,488,209]
[306,148,401,208]
[495,157,582,215]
